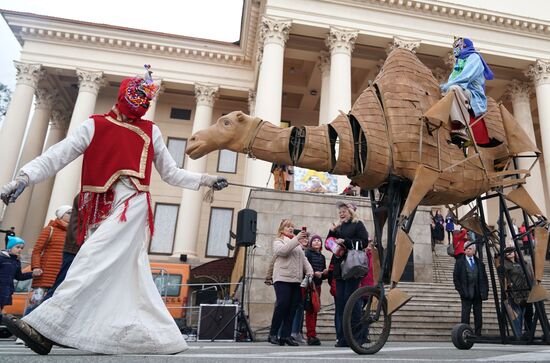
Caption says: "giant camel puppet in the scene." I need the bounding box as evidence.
[187,48,550,352]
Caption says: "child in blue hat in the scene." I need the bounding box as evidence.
[0,236,34,319]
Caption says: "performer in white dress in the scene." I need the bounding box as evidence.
[1,66,228,355]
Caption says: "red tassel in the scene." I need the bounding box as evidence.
[146,192,154,238]
[119,198,130,222]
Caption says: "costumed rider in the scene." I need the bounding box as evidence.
[440,37,494,147]
[0,65,228,356]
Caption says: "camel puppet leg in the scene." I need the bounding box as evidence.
[386,166,440,315]
[387,165,439,314]
[528,227,550,303]
[503,186,549,302]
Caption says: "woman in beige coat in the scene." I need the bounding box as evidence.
[268,219,312,346]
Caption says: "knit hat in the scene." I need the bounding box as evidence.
[308,234,323,250]
[7,236,25,250]
[55,205,72,219]
[336,200,357,211]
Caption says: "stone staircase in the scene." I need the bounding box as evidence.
[313,243,550,342]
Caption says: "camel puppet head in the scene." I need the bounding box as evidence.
[187,111,261,159]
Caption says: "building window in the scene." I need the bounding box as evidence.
[280,120,291,128]
[206,207,233,257]
[170,107,192,120]
[149,203,179,255]
[217,149,238,173]
[167,137,187,168]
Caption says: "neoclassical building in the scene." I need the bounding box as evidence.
[1,0,550,269]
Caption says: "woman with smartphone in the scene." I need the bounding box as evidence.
[268,219,312,346]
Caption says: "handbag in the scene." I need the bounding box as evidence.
[447,242,455,257]
[304,280,321,313]
[341,241,369,280]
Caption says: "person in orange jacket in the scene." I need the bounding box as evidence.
[25,205,72,315]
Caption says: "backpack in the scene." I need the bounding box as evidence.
[447,242,455,257]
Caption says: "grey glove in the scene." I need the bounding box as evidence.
[200,175,229,191]
[1,173,29,205]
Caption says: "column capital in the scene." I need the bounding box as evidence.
[433,67,448,84]
[443,52,455,70]
[525,59,550,86]
[386,37,421,54]
[49,109,70,130]
[326,27,358,55]
[259,17,291,48]
[34,88,58,110]
[318,50,331,74]
[376,58,385,73]
[155,79,165,94]
[505,79,532,104]
[194,83,219,108]
[14,61,45,89]
[76,69,104,95]
[248,89,256,115]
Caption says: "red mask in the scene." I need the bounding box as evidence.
[116,77,158,121]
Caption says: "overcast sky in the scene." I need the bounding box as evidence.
[0,0,244,90]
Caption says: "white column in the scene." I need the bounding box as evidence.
[143,80,163,120]
[45,69,104,221]
[174,83,218,258]
[248,89,256,116]
[1,88,57,232]
[243,17,291,191]
[318,51,331,125]
[21,110,69,245]
[527,60,550,215]
[0,61,44,188]
[325,27,357,121]
[506,79,547,215]
[326,27,357,192]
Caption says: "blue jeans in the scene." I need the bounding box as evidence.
[43,252,76,301]
[291,295,304,335]
[335,278,361,345]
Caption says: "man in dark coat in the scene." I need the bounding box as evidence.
[453,243,489,336]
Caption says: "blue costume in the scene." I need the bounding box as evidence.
[440,38,494,118]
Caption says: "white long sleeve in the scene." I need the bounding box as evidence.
[20,120,204,191]
[152,125,202,190]
[20,119,94,184]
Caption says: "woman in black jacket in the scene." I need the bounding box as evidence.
[327,201,369,347]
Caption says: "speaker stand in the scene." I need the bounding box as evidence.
[211,245,255,342]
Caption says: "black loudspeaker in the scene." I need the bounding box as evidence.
[196,289,218,305]
[236,208,257,247]
[198,304,238,341]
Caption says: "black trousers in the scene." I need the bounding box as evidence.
[461,297,483,336]
[269,281,301,338]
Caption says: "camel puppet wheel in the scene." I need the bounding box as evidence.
[343,286,391,354]
[451,323,475,350]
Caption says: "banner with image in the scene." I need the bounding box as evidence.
[293,167,338,194]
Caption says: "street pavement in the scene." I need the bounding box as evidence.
[1,339,550,362]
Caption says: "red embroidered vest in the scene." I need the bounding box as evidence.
[77,114,155,244]
[82,114,154,192]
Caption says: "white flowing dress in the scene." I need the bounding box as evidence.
[19,119,202,354]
